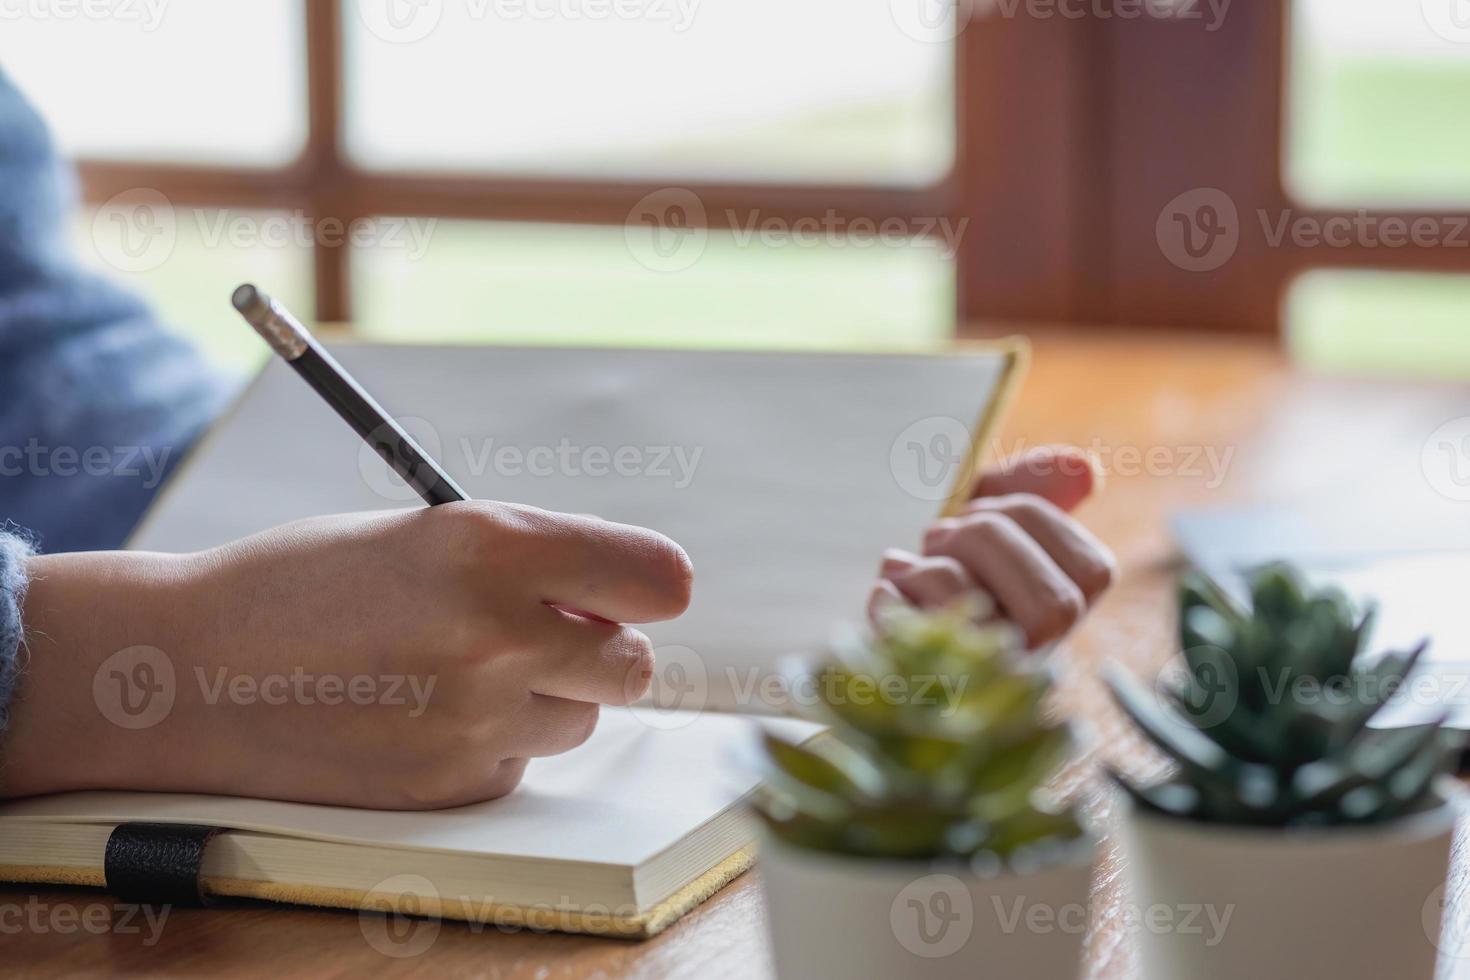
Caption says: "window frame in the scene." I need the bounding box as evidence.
[949,0,1470,333]
[78,0,1450,336]
[74,0,956,326]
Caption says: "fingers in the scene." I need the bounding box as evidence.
[971,445,1098,513]
[524,605,656,707]
[924,512,1087,648]
[964,495,1115,602]
[448,502,694,624]
[879,549,981,609]
[529,512,692,623]
[515,696,601,758]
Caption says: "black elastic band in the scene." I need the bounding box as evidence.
[104,822,223,906]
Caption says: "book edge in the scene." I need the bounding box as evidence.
[0,844,754,940]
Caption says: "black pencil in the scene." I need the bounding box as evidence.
[230,283,468,506]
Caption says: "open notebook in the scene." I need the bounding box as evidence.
[2,343,1021,936]
[0,710,816,938]
[129,343,1024,709]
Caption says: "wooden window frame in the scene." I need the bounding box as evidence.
[74,0,954,326]
[954,0,1470,334]
[78,1,1457,336]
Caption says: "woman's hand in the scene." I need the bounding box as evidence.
[1,502,692,809]
[870,445,1115,648]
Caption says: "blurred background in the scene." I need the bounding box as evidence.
[2,0,1468,375]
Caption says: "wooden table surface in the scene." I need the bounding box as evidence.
[9,329,1470,978]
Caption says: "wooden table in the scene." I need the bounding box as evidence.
[8,330,1470,978]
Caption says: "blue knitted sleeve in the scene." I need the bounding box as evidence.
[0,70,233,553]
[0,531,33,735]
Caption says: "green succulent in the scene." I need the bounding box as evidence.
[752,603,1085,863]
[1107,562,1462,827]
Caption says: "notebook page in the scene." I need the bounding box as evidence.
[0,709,817,868]
[130,345,1014,711]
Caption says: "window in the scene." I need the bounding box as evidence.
[38,0,1455,361]
[0,2,306,166]
[1285,0,1470,375]
[343,1,952,184]
[1288,270,1470,378]
[3,0,962,369]
[1289,0,1470,207]
[979,0,1470,360]
[350,220,953,349]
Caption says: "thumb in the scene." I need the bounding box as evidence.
[970,445,1100,512]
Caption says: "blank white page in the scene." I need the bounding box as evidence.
[131,345,1016,709]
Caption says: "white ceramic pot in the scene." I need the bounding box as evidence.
[759,836,1094,980]
[1118,796,1460,980]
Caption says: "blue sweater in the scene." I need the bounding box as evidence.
[0,70,228,729]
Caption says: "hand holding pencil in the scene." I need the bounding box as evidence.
[0,291,693,810]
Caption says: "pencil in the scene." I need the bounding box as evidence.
[230,283,468,506]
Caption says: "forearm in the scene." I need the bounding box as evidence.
[0,548,201,798]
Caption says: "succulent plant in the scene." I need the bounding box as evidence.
[752,601,1085,863]
[1107,562,1462,827]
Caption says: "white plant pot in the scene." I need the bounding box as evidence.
[1118,795,1460,980]
[759,836,1094,980]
